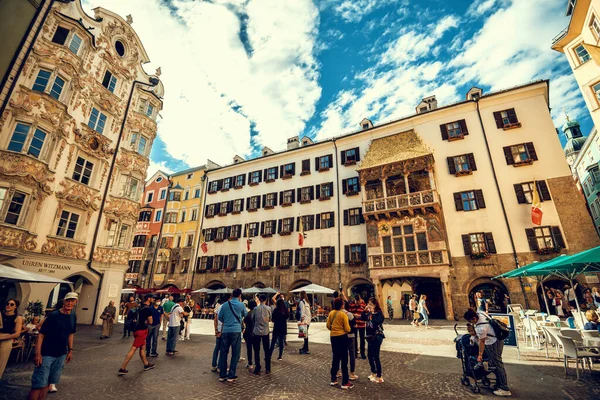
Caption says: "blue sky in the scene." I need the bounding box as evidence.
[84,0,590,175]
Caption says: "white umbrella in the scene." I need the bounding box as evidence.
[192,288,212,293]
[209,288,233,294]
[290,283,335,294]
[0,264,70,284]
[243,287,278,294]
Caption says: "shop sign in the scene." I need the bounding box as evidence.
[21,260,73,275]
[153,274,165,285]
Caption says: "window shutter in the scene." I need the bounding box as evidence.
[308,248,313,264]
[241,253,246,267]
[276,251,280,266]
[273,192,278,206]
[247,172,252,183]
[327,154,333,168]
[537,180,551,201]
[235,224,241,238]
[280,165,284,177]
[269,251,274,266]
[514,184,526,204]
[277,219,282,234]
[252,253,257,268]
[315,157,319,171]
[258,171,262,183]
[291,163,296,175]
[344,245,350,263]
[263,169,268,181]
[552,226,565,248]
[217,180,223,190]
[290,218,295,232]
[310,186,315,200]
[525,229,538,251]
[525,142,538,161]
[295,249,300,265]
[330,211,335,227]
[507,108,518,124]
[260,222,265,235]
[331,247,336,264]
[475,190,486,209]
[315,214,321,229]
[329,182,334,196]
[503,146,515,165]
[205,205,209,215]
[360,244,367,262]
[484,233,497,254]
[440,124,449,141]
[462,234,472,256]
[241,174,246,185]
[467,153,477,171]
[454,193,464,211]
[493,111,503,128]
[243,224,247,237]
[309,215,315,230]
[262,194,266,208]
[447,157,456,174]
[274,167,279,179]
[341,150,346,165]
[258,252,263,266]
[256,196,261,208]
[228,200,234,213]
[279,191,283,204]
[359,209,365,224]
[225,226,231,238]
[342,179,348,194]
[355,147,361,161]
[302,159,310,173]
[297,188,302,201]
[315,247,320,264]
[343,209,349,225]
[222,255,228,269]
[315,184,321,199]
[291,190,295,203]
[296,216,300,231]
[459,119,469,135]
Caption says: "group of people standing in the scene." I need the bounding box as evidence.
[545,283,600,316]
[383,294,430,327]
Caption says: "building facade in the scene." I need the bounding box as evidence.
[0,0,163,324]
[191,81,598,320]
[126,170,169,288]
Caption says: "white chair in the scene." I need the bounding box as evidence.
[546,315,561,326]
[571,311,586,330]
[581,330,600,339]
[541,326,561,359]
[560,329,584,346]
[511,311,526,342]
[523,318,542,348]
[556,335,600,380]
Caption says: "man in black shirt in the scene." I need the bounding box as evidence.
[29,292,78,400]
[118,294,155,375]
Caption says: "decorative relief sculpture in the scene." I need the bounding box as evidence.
[0,225,37,252]
[55,180,101,224]
[74,125,115,160]
[0,151,54,210]
[93,247,130,265]
[117,149,149,176]
[41,237,86,259]
[105,196,140,222]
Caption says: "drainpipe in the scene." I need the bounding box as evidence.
[475,99,530,308]
[148,179,172,289]
[332,139,343,291]
[189,172,209,290]
[89,78,159,322]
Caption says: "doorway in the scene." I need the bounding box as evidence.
[413,278,445,319]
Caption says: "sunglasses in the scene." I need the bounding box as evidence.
[6,302,16,306]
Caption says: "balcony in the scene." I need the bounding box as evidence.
[135,221,151,235]
[363,190,440,219]
[370,250,448,269]
[0,224,38,254]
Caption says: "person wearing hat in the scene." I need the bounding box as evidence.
[118,294,155,375]
[28,292,78,400]
[166,297,188,355]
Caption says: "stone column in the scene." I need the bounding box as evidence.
[440,269,454,320]
[373,279,384,309]
[428,169,436,191]
[381,178,388,199]
[403,173,410,194]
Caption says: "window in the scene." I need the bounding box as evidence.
[180,211,186,222]
[514,181,551,204]
[205,204,216,217]
[191,208,198,221]
[244,253,256,268]
[447,153,476,175]
[250,170,261,184]
[249,196,260,210]
[8,123,47,159]
[129,133,148,156]
[102,70,117,93]
[440,120,468,140]
[319,212,334,229]
[319,247,334,263]
[56,210,79,239]
[233,199,243,213]
[503,142,537,165]
[219,201,228,215]
[526,226,565,251]
[247,222,259,237]
[297,215,315,231]
[169,191,181,201]
[344,208,364,226]
[68,33,82,55]
[342,177,360,194]
[341,147,359,165]
[0,189,27,225]
[230,225,241,239]
[348,244,364,262]
[146,104,154,118]
[51,26,69,45]
[461,233,497,256]
[300,186,313,202]
[511,144,530,163]
[591,15,600,38]
[149,235,158,247]
[283,163,295,176]
[175,236,182,248]
[382,224,427,253]
[454,190,485,211]
[281,217,293,233]
[32,70,65,100]
[160,189,167,200]
[186,234,194,247]
[198,257,210,272]
[146,192,154,203]
[120,176,140,200]
[266,167,277,181]
[228,254,238,270]
[87,107,107,134]
[317,155,332,171]
[184,191,189,201]
[575,44,591,64]
[194,189,201,198]
[155,210,162,222]
[165,212,177,223]
[261,251,273,267]
[264,192,276,208]
[203,228,214,242]
[446,121,462,138]
[223,177,232,190]
[263,220,276,235]
[298,248,311,264]
[282,190,294,204]
[319,182,332,198]
[301,159,310,174]
[72,157,94,185]
[280,250,292,266]
[115,40,126,56]
[493,109,520,129]
[208,181,219,193]
[132,234,146,248]
[139,210,152,222]
[235,174,245,187]
[181,259,190,273]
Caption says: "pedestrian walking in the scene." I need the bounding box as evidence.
[218,288,247,382]
[351,295,366,359]
[386,296,394,322]
[0,298,23,379]
[252,294,272,375]
[297,291,311,355]
[410,295,419,326]
[475,291,488,313]
[327,298,353,389]
[242,299,256,369]
[122,296,137,338]
[362,297,385,384]
[118,295,155,375]
[146,297,163,357]
[28,293,77,400]
[212,294,231,372]
[400,298,409,320]
[341,296,358,381]
[161,295,175,340]
[100,301,117,339]
[181,294,194,340]
[270,298,289,360]
[464,308,511,397]
[166,298,188,355]
[417,294,429,328]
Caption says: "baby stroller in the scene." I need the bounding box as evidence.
[454,324,496,394]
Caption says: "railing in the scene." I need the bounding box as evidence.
[552,27,568,45]
[370,250,447,268]
[363,190,439,214]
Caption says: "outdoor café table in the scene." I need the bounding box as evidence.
[583,336,600,347]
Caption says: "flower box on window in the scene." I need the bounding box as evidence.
[249,182,259,187]
[319,196,331,201]
[455,170,472,177]
[227,237,239,241]
[208,189,217,194]
[344,160,357,166]
[225,266,236,273]
[197,269,208,274]
[447,134,465,142]
[318,262,332,268]
[232,211,241,215]
[279,231,291,236]
[348,260,364,267]
[218,212,227,217]
[281,202,292,207]
[214,238,224,243]
[258,265,271,271]
[209,268,220,273]
[346,191,359,197]
[503,122,522,130]
[234,185,243,190]
[265,179,275,183]
[318,167,330,172]
[470,251,491,260]
[300,199,311,204]
[513,159,533,167]
[300,171,311,176]
[242,266,254,272]
[282,174,293,180]
[277,265,291,270]
[537,246,562,255]
[248,208,258,213]
[261,233,273,238]
[206,214,215,219]
[220,188,230,193]
[264,205,274,210]
[296,263,310,270]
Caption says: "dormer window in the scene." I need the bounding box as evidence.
[51,26,83,55]
[102,70,117,93]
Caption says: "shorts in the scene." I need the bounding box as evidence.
[133,329,148,348]
[31,354,67,389]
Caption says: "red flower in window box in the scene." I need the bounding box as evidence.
[346,191,359,196]
[209,268,220,273]
[281,202,292,207]
[208,190,217,194]
[447,134,465,142]
[537,246,562,255]
[218,212,227,217]
[348,260,364,267]
[206,214,215,219]
[227,237,239,241]
[249,182,259,187]
[319,196,331,201]
[242,266,255,272]
[455,170,472,177]
[232,211,241,215]
[318,262,332,268]
[248,208,258,213]
[258,265,271,270]
[344,160,357,166]
[513,159,533,167]
[282,174,293,180]
[261,233,273,238]
[503,122,522,130]
[300,199,311,204]
[225,266,236,273]
[277,265,290,270]
[318,167,330,172]
[279,231,291,236]
[197,269,208,274]
[296,263,310,270]
[265,179,275,183]
[470,251,491,260]
[264,205,274,210]
[300,171,311,176]
[214,238,224,243]
[234,185,243,190]
[220,188,230,192]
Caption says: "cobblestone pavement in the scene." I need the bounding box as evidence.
[1,323,599,400]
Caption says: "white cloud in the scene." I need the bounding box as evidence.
[467,0,499,17]
[147,160,174,178]
[83,0,321,167]
[324,0,402,23]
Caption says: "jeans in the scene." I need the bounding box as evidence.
[270,332,285,359]
[419,310,429,326]
[356,327,366,357]
[166,326,179,353]
[219,332,242,379]
[253,335,271,372]
[330,334,349,384]
[31,354,67,389]
[146,325,159,355]
[244,336,253,365]
[367,334,383,377]
[212,336,221,368]
[348,336,356,373]
[485,339,509,391]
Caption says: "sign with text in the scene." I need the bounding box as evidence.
[22,260,72,275]
[489,313,518,347]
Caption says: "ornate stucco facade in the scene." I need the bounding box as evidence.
[0,1,163,324]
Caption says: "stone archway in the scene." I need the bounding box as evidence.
[347,277,375,302]
[289,279,312,292]
[252,282,266,288]
[467,277,510,313]
[205,280,225,290]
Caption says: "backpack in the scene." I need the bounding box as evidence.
[478,314,509,341]
[127,307,139,326]
[295,301,303,321]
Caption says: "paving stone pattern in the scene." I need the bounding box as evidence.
[0,325,598,400]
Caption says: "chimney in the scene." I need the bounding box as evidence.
[287,136,300,150]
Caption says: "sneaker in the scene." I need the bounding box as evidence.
[349,374,359,381]
[493,389,512,397]
[118,368,128,376]
[49,384,58,393]
[166,352,174,355]
[277,357,283,361]
[265,370,271,374]
[144,363,155,371]
[373,377,384,384]
[227,376,238,383]
[218,377,227,382]
[239,357,246,361]
[245,364,252,368]
[254,369,261,375]
[150,353,159,357]
[330,381,339,386]
[211,367,218,372]
[368,373,376,381]
[172,350,179,354]
[341,383,354,390]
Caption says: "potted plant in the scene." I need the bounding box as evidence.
[24,300,44,323]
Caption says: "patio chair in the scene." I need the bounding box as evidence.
[560,329,584,346]
[523,318,542,348]
[541,326,561,359]
[546,315,561,326]
[556,335,600,380]
[11,338,25,363]
[581,330,600,339]
[511,311,526,342]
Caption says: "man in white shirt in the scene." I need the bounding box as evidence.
[166,298,188,355]
[564,284,578,309]
[464,309,511,397]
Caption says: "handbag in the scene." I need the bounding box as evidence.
[298,323,308,338]
[100,312,109,320]
[414,311,421,320]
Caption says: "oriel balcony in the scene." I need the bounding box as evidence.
[371,250,448,268]
[363,189,440,218]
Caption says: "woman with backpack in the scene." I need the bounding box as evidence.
[362,297,384,383]
[270,299,289,360]
[298,291,311,354]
